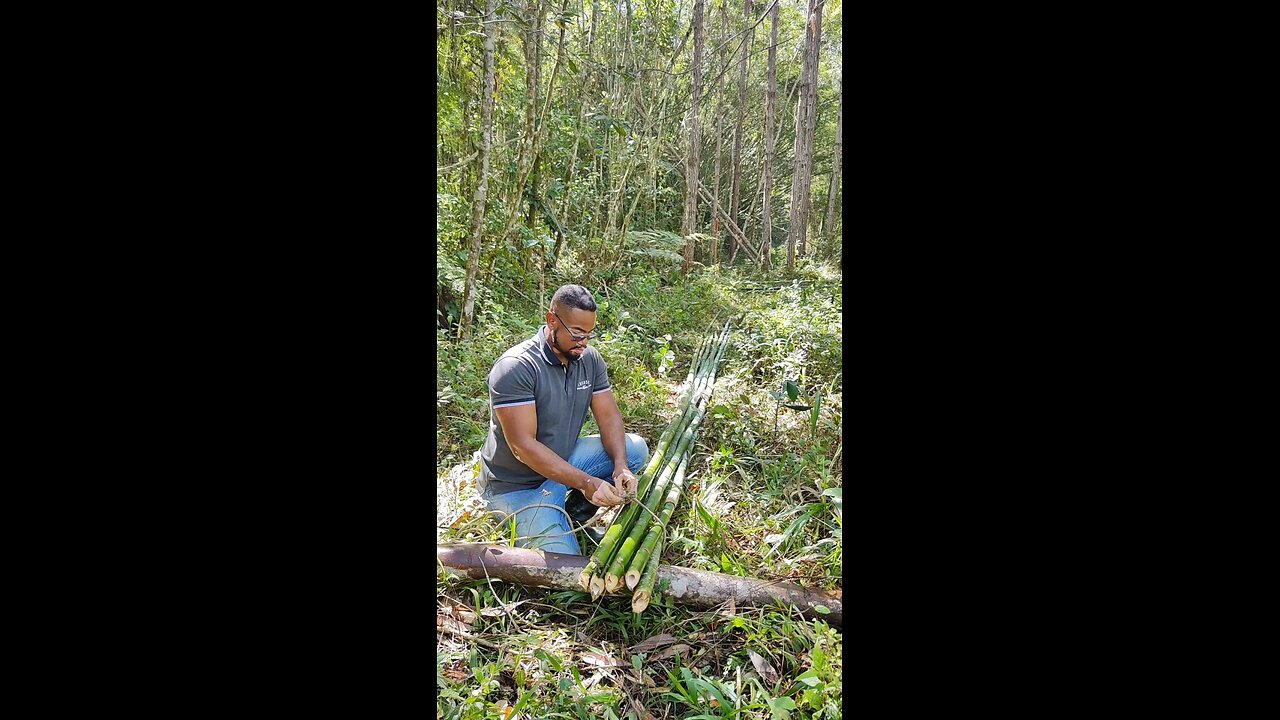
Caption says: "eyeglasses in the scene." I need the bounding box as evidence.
[552,310,600,342]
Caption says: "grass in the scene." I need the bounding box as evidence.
[438,256,842,719]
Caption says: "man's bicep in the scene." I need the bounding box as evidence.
[591,355,611,394]
[590,387,622,423]
[494,404,538,450]
[489,357,537,409]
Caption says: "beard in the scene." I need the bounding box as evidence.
[552,330,585,362]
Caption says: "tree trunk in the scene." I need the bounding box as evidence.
[786,0,823,271]
[437,543,843,628]
[798,1,823,258]
[760,0,779,274]
[543,0,573,269]
[698,182,759,264]
[555,0,597,271]
[742,157,761,248]
[500,0,546,245]
[823,76,842,238]
[459,0,498,341]
[681,0,705,277]
[727,0,751,264]
[710,0,726,268]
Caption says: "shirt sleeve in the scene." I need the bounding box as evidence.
[489,356,537,409]
[591,351,611,395]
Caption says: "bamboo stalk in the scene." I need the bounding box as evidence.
[582,330,724,587]
[590,375,713,596]
[585,323,731,597]
[622,325,730,591]
[630,534,665,613]
[601,329,728,592]
[616,328,725,527]
[605,409,705,591]
[580,342,713,591]
[579,336,710,590]
[626,447,692,589]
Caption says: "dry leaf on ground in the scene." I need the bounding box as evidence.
[441,661,470,683]
[630,633,677,653]
[437,614,471,635]
[720,596,736,618]
[582,670,606,690]
[479,600,528,617]
[582,651,626,667]
[653,643,692,660]
[631,669,657,687]
[440,602,477,624]
[748,650,779,686]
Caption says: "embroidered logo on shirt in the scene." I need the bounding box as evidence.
[576,380,592,391]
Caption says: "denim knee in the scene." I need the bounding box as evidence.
[626,433,649,471]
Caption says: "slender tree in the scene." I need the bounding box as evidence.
[786,0,823,271]
[460,0,498,340]
[759,0,779,274]
[823,75,842,238]
[798,0,823,258]
[727,0,751,264]
[500,0,547,242]
[682,0,705,277]
[710,0,727,267]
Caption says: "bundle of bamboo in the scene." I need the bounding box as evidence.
[578,321,731,612]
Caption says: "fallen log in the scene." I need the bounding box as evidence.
[437,544,842,629]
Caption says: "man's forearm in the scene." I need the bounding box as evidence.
[598,413,629,476]
[510,439,596,491]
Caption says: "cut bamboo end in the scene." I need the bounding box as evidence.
[589,575,605,600]
[625,570,642,590]
[578,568,594,592]
[632,590,651,614]
[604,573,622,593]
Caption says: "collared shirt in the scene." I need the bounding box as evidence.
[479,326,612,495]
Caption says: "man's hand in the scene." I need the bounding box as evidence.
[586,477,625,507]
[613,468,639,498]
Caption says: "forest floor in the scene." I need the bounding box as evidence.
[437,258,842,720]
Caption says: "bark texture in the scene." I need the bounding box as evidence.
[681,0,706,276]
[727,0,751,264]
[759,0,779,273]
[786,0,823,270]
[460,0,498,340]
[438,543,843,628]
[823,75,842,238]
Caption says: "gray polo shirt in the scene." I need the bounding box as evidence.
[479,326,612,495]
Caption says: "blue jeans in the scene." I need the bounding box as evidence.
[482,433,649,555]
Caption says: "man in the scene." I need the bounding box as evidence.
[478,284,649,555]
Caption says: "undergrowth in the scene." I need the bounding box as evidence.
[438,256,842,720]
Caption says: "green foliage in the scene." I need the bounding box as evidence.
[438,0,842,712]
[439,567,843,720]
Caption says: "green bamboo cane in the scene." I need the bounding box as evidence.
[597,329,729,594]
[606,329,725,543]
[586,348,720,597]
[631,333,708,482]
[601,365,717,585]
[584,324,731,596]
[622,327,730,591]
[584,330,727,596]
[630,534,665,613]
[578,330,718,590]
[602,404,707,592]
[625,445,692,589]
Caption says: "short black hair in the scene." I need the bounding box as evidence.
[551,284,597,312]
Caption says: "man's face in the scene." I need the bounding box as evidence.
[548,306,597,362]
